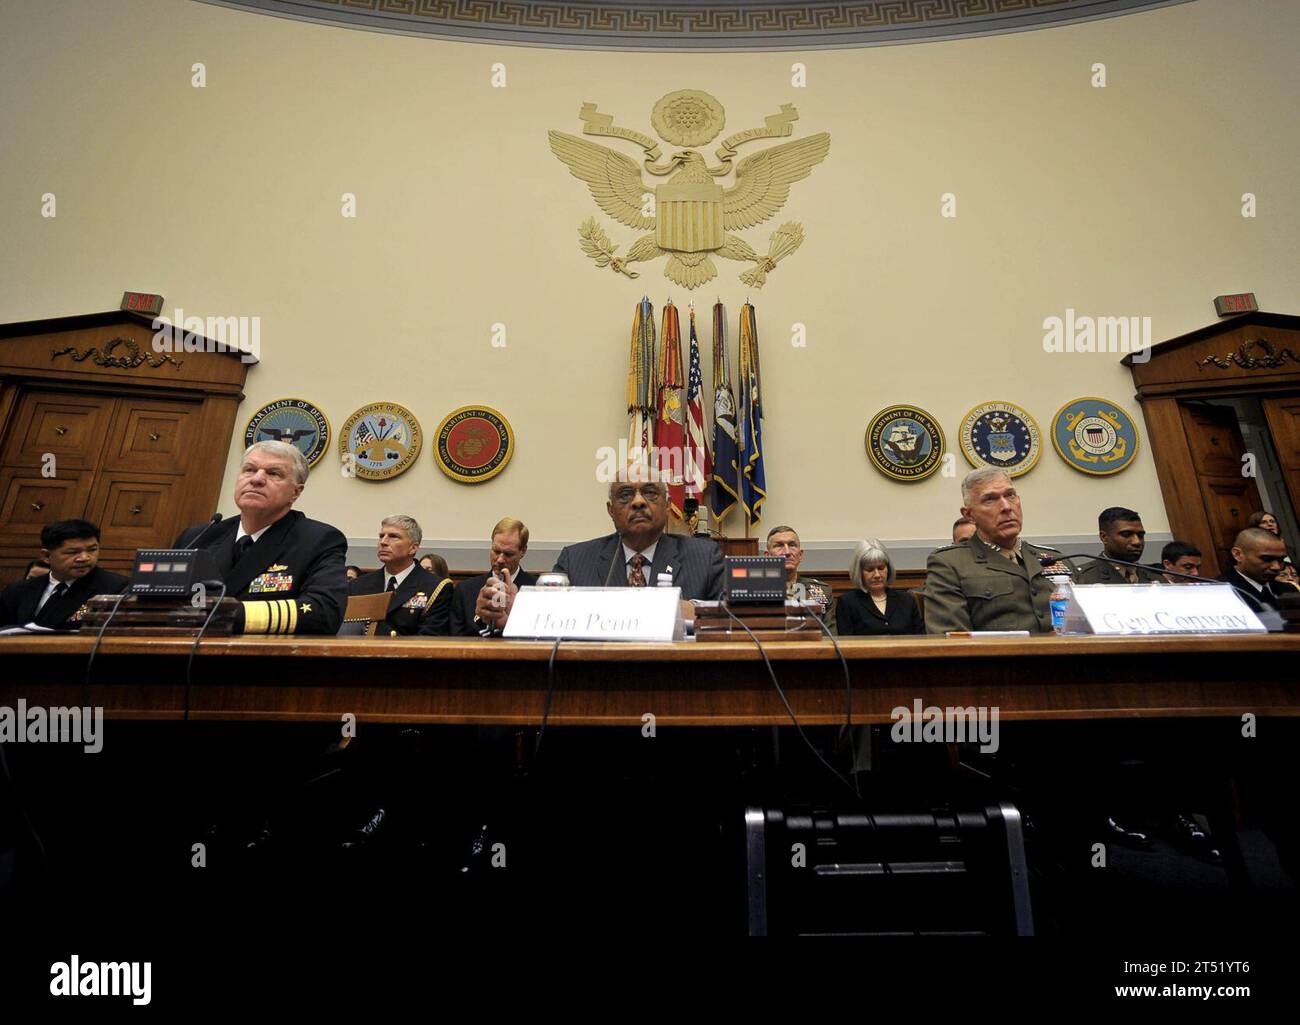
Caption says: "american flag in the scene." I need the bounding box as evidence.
[684,306,711,497]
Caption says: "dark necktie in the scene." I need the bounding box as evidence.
[628,553,647,587]
[46,581,68,608]
[386,577,398,592]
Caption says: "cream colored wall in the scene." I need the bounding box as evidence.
[2,0,1298,554]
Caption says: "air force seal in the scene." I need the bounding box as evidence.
[960,401,1041,477]
[244,398,330,467]
[433,405,514,484]
[340,402,422,481]
[1052,397,1140,476]
[865,405,944,482]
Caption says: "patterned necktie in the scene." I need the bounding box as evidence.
[628,553,647,587]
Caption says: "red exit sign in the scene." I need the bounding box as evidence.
[121,291,164,317]
[1213,292,1258,317]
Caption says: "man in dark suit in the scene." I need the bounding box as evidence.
[1219,527,1289,613]
[553,480,724,600]
[452,517,538,637]
[349,515,451,636]
[0,519,127,630]
[1074,506,1161,584]
[174,440,347,635]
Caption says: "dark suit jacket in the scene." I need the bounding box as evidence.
[834,587,924,637]
[349,565,453,636]
[553,531,724,601]
[0,566,128,631]
[1218,566,1285,614]
[1075,557,1161,585]
[449,569,539,636]
[174,510,347,635]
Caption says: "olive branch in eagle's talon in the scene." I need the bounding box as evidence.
[578,217,640,279]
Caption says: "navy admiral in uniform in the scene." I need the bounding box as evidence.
[454,516,538,637]
[0,519,127,630]
[923,467,1066,634]
[174,439,347,635]
[554,478,724,600]
[349,515,452,636]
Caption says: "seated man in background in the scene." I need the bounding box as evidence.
[554,477,724,600]
[0,519,127,630]
[455,517,537,637]
[349,515,451,636]
[923,468,1063,634]
[765,524,834,627]
[1219,527,1289,613]
[174,439,348,635]
[951,516,976,545]
[1075,506,1160,584]
[24,558,50,580]
[1160,540,1202,583]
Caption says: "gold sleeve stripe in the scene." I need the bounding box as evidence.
[286,598,298,634]
[242,601,271,634]
[270,599,283,635]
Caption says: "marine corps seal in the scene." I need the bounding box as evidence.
[340,402,422,481]
[244,398,330,467]
[865,405,945,482]
[959,401,1041,478]
[433,405,514,484]
[1052,397,1140,476]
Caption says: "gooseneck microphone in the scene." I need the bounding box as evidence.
[1046,552,1272,608]
[184,513,224,549]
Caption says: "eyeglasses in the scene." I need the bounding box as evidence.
[611,485,665,505]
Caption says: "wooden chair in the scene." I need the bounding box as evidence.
[340,591,392,637]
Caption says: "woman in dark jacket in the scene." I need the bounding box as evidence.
[835,538,923,636]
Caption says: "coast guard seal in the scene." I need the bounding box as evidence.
[433,405,514,484]
[1052,397,1140,476]
[243,398,330,467]
[865,405,944,482]
[340,402,422,481]
[959,401,1041,477]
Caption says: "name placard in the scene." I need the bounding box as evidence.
[503,586,684,642]
[1068,583,1266,635]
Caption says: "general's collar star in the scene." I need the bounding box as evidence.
[300,602,312,613]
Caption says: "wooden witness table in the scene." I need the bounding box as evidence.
[3,633,1299,725]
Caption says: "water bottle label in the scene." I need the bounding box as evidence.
[1050,597,1069,631]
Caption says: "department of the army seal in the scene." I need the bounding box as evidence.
[243,398,330,467]
[433,405,514,484]
[1051,397,1140,476]
[340,402,422,481]
[959,401,1041,477]
[865,405,945,482]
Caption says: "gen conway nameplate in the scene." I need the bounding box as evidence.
[504,587,683,642]
[1069,583,1266,635]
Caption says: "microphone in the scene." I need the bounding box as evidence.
[184,513,224,549]
[1047,552,1278,612]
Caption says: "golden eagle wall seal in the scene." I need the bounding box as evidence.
[549,90,830,290]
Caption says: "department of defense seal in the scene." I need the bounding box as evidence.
[243,398,330,467]
[340,402,422,481]
[1051,397,1140,476]
[433,405,514,484]
[959,401,1041,477]
[865,405,945,482]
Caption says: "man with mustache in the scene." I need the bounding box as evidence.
[554,477,724,599]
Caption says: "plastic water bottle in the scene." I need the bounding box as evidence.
[1047,568,1074,635]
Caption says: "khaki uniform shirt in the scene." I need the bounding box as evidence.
[922,536,1069,634]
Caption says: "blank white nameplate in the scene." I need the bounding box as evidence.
[504,586,684,641]
[1068,583,1266,635]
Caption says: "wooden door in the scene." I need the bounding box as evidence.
[1262,396,1300,526]
[1178,402,1262,572]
